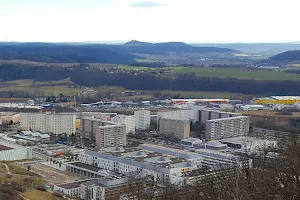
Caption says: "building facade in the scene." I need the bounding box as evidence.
[205,116,250,140]
[158,118,190,139]
[111,115,135,134]
[20,113,76,135]
[96,124,126,148]
[66,145,201,184]
[134,110,150,130]
[157,109,199,125]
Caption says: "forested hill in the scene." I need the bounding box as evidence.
[118,40,240,54]
[0,42,241,64]
[269,50,300,62]
[0,43,136,64]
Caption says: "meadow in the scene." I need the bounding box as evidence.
[0,78,83,96]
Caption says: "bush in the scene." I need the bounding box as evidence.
[36,185,46,191]
[53,192,64,198]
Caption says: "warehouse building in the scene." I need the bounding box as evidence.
[255,96,300,105]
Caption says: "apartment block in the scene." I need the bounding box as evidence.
[134,110,150,130]
[80,117,111,141]
[205,116,250,140]
[157,109,199,124]
[199,110,242,123]
[111,115,135,134]
[159,118,190,139]
[20,113,76,135]
[96,124,126,148]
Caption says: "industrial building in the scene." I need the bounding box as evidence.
[96,123,126,148]
[20,113,76,135]
[134,110,151,130]
[205,116,250,140]
[158,118,190,139]
[111,115,135,134]
[255,96,300,105]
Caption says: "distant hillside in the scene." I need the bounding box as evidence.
[0,43,136,64]
[269,50,300,62]
[115,40,241,55]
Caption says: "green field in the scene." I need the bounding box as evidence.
[135,58,157,63]
[176,67,300,81]
[158,90,251,99]
[117,65,185,71]
[0,78,83,96]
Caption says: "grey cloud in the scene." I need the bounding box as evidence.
[130,1,165,7]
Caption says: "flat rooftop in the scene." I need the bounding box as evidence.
[207,116,249,122]
[219,136,276,145]
[67,162,102,172]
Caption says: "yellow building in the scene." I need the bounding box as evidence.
[76,119,80,129]
[255,96,300,105]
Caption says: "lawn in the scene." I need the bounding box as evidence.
[7,163,37,176]
[22,190,64,200]
[175,67,300,81]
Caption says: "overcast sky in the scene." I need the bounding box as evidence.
[0,0,299,43]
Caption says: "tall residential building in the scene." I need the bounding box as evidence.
[157,109,199,124]
[199,110,241,123]
[95,124,126,148]
[20,113,76,135]
[111,115,135,134]
[159,118,190,139]
[134,110,150,130]
[205,116,250,140]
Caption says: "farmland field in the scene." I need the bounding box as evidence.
[176,67,300,80]
[0,78,83,96]
[135,58,157,63]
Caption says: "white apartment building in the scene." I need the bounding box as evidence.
[157,109,199,125]
[66,145,201,184]
[111,115,135,134]
[96,124,126,148]
[134,110,150,130]
[205,116,250,140]
[20,113,76,135]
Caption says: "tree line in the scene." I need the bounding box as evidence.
[1,64,300,96]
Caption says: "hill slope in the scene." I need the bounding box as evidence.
[269,50,300,62]
[120,40,240,54]
[0,43,136,64]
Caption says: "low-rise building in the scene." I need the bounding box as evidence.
[67,145,201,184]
[159,118,190,139]
[0,141,32,161]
